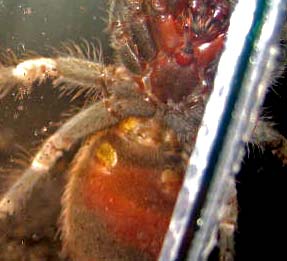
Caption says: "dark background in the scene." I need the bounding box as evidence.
[0,1,287,260]
[235,44,287,260]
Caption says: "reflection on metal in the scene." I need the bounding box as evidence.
[159,0,287,260]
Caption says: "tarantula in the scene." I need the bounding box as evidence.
[0,0,286,260]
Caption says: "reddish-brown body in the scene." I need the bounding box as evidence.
[63,117,184,260]
[61,1,233,260]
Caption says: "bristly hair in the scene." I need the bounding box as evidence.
[51,39,104,64]
[49,39,113,102]
[0,144,32,196]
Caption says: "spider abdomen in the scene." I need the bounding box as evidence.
[62,117,184,260]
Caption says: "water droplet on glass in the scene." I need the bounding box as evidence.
[16,43,26,56]
[197,218,203,227]
[13,113,19,119]
[23,7,32,15]
[41,126,48,133]
[17,105,24,111]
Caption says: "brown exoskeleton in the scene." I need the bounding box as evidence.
[0,0,286,260]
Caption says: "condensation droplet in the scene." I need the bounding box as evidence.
[197,218,204,227]
[16,42,26,56]
[201,123,209,136]
[17,105,24,111]
[13,113,19,119]
[41,126,48,133]
[23,7,32,15]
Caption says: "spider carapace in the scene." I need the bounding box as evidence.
[0,0,234,260]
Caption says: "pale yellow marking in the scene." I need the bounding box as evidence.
[95,142,118,168]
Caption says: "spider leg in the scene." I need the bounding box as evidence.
[53,57,130,100]
[0,87,155,238]
[0,58,58,98]
[218,179,238,261]
[251,119,287,163]
[0,54,130,100]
